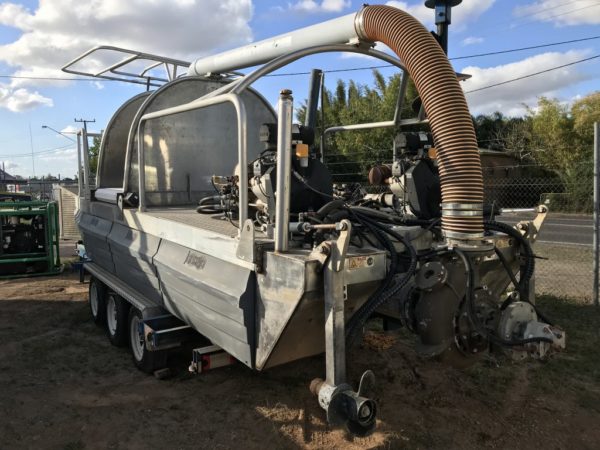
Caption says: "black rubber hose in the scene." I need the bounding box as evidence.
[484,220,535,298]
[196,195,223,214]
[316,199,346,219]
[346,212,418,341]
[345,213,398,339]
[454,248,553,346]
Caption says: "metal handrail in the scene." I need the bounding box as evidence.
[136,93,249,231]
[62,45,192,87]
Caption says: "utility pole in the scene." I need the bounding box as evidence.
[593,122,599,306]
[75,118,95,136]
[28,122,36,178]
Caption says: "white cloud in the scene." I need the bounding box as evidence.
[0,0,254,110]
[386,1,495,29]
[514,0,600,26]
[462,36,484,46]
[461,50,592,116]
[1,160,21,172]
[0,84,53,112]
[291,0,350,13]
[60,125,79,134]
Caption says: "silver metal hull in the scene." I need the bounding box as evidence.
[77,201,385,370]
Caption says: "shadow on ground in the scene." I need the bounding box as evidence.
[1,275,599,450]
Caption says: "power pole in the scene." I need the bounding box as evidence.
[74,118,95,135]
[28,122,36,177]
[593,122,599,306]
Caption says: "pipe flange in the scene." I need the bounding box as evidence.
[442,229,485,240]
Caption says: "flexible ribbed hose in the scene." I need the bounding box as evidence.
[357,5,484,238]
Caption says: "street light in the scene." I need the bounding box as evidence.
[41,125,76,142]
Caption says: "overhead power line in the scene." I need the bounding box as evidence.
[464,53,600,94]
[264,35,600,76]
[450,35,600,60]
[0,143,74,159]
[0,35,599,82]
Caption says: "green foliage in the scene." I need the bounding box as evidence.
[88,136,101,176]
[297,70,420,180]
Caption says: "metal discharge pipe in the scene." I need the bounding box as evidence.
[188,5,484,241]
[305,69,323,130]
[274,90,293,252]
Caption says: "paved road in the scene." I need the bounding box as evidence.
[500,212,593,247]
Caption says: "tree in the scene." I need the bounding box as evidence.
[297,70,421,180]
[88,136,101,176]
[525,92,599,212]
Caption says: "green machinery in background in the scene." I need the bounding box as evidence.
[0,197,62,278]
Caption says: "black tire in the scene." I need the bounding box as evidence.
[128,307,168,374]
[88,277,107,325]
[106,293,129,347]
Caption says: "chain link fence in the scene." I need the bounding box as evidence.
[325,154,594,302]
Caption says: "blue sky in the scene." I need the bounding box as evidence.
[0,0,598,178]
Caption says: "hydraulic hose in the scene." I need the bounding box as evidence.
[346,212,418,341]
[454,249,553,347]
[196,195,223,214]
[484,220,535,298]
[356,5,484,241]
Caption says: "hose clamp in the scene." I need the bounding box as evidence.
[354,8,368,40]
[441,202,483,217]
[442,229,485,240]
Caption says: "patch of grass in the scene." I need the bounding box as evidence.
[528,295,600,392]
[457,295,600,406]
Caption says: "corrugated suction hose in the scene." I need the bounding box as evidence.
[356,5,484,240]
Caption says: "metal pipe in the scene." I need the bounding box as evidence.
[274,90,293,253]
[305,69,323,130]
[320,71,326,163]
[76,132,83,197]
[188,14,359,76]
[80,129,91,200]
[500,208,538,214]
[323,117,426,139]
[231,45,405,96]
[136,93,248,230]
[594,121,599,306]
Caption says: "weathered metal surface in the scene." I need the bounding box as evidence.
[124,77,276,207]
[143,208,238,237]
[153,239,255,367]
[256,248,386,370]
[324,221,352,387]
[107,223,163,305]
[85,261,165,315]
[77,212,115,273]
[97,92,151,189]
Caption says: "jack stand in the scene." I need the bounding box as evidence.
[310,220,377,436]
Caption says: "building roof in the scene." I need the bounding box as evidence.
[0,168,17,182]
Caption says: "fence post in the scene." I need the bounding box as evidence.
[594,122,599,306]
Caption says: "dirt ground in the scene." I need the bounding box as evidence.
[1,273,599,450]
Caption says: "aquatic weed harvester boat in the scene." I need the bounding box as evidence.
[64,1,564,435]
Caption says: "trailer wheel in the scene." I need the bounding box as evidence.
[106,293,129,347]
[89,277,107,325]
[128,307,167,374]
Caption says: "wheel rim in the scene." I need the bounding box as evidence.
[130,314,144,362]
[90,283,98,317]
[107,295,117,335]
